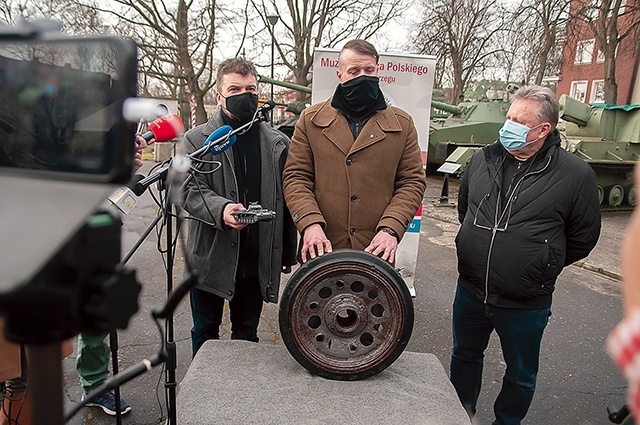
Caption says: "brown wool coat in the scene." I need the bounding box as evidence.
[283,98,426,250]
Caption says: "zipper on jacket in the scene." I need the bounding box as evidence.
[484,227,498,304]
[482,154,552,304]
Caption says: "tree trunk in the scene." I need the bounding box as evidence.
[603,55,618,104]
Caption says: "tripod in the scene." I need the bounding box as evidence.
[117,170,182,424]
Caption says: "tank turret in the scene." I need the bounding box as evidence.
[427,98,511,172]
[558,94,640,210]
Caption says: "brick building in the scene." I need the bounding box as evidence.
[557,0,640,105]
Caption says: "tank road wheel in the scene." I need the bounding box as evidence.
[625,185,637,207]
[605,184,624,207]
[279,249,414,381]
[597,185,605,205]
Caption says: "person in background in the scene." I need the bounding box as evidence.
[75,133,151,416]
[452,85,601,425]
[282,39,426,264]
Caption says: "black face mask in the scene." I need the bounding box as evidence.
[332,74,386,118]
[223,91,258,123]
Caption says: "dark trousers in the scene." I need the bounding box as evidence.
[450,284,551,425]
[189,277,263,357]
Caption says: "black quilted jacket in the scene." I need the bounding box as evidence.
[456,130,602,309]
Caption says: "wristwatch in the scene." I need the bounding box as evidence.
[381,227,398,240]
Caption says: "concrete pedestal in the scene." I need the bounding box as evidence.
[177,340,470,425]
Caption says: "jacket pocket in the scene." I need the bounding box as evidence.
[512,243,552,298]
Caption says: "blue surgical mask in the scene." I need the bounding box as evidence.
[498,119,543,151]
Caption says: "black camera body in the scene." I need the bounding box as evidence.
[0,22,140,344]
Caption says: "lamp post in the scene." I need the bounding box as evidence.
[267,14,279,106]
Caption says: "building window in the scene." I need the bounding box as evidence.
[590,80,606,104]
[570,81,589,102]
[584,0,599,21]
[608,0,626,17]
[575,39,595,64]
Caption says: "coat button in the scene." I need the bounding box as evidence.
[228,290,233,296]
[346,159,353,166]
[230,191,236,197]
[231,242,237,248]
[349,228,356,235]
[293,213,299,220]
[350,195,358,202]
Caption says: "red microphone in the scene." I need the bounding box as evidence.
[140,114,185,142]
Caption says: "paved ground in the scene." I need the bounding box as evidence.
[59,163,631,424]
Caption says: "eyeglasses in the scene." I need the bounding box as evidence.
[472,193,514,233]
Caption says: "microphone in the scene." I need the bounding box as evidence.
[140,114,185,142]
[168,155,191,207]
[133,125,233,196]
[259,100,276,113]
[205,125,236,155]
[108,174,146,214]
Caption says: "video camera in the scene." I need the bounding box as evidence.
[0,21,141,344]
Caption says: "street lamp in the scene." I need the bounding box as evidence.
[267,14,279,107]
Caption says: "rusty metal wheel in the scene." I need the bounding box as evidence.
[279,249,414,381]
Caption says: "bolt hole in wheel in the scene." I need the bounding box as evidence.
[336,308,358,328]
[279,249,414,381]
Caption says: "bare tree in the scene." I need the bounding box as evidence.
[568,0,640,103]
[413,0,508,104]
[58,0,236,126]
[250,0,410,101]
[1,0,108,34]
[513,0,569,85]
[87,0,227,126]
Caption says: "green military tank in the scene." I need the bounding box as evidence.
[558,94,639,211]
[426,86,516,173]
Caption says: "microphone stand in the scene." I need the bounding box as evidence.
[114,106,273,424]
[163,177,178,425]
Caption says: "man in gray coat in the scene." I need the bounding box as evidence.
[181,58,297,356]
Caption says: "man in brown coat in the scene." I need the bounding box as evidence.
[283,39,426,264]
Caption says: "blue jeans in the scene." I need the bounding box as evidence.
[450,285,551,425]
[189,277,263,357]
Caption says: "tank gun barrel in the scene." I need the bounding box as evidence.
[258,75,312,94]
[431,100,463,115]
[559,94,591,127]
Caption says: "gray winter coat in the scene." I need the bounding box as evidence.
[180,109,297,303]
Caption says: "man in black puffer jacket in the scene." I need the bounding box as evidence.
[451,85,601,425]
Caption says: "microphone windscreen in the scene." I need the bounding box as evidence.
[204,125,237,155]
[262,100,276,111]
[205,125,233,145]
[147,114,185,142]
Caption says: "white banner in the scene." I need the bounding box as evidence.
[312,48,436,163]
